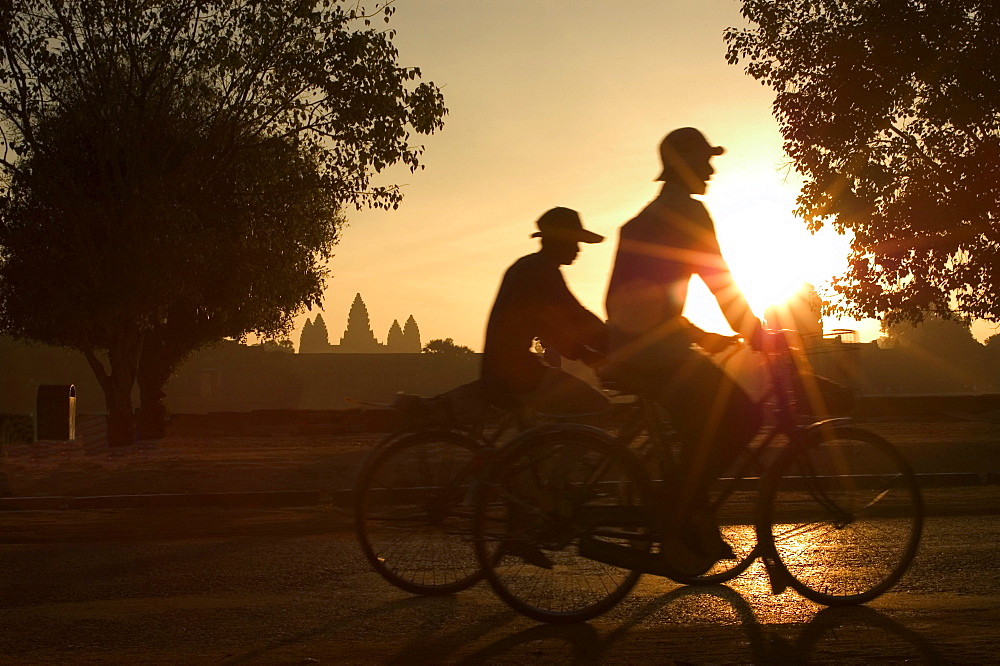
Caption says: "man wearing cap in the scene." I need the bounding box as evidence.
[604,128,764,573]
[481,207,609,416]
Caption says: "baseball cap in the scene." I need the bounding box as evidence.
[656,127,725,181]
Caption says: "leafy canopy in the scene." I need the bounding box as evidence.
[0,0,446,349]
[422,338,475,357]
[726,0,1000,326]
[0,0,446,445]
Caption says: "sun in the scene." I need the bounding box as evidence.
[737,263,811,317]
[682,185,852,334]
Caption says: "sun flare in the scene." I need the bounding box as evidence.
[682,181,853,334]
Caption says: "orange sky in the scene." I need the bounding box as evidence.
[295,1,995,351]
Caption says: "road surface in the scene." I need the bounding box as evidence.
[0,503,997,663]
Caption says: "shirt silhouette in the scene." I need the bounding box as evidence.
[482,207,608,415]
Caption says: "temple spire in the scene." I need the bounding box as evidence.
[340,293,380,351]
[402,315,421,353]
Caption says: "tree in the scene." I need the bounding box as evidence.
[256,338,294,353]
[0,1,446,445]
[726,1,1000,327]
[422,338,475,357]
[765,283,824,339]
[985,333,1000,387]
[132,135,343,436]
[881,314,983,355]
[880,313,986,389]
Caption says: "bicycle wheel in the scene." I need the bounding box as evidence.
[473,426,651,623]
[676,467,760,585]
[355,430,486,595]
[759,424,923,605]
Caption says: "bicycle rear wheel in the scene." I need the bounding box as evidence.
[473,426,650,623]
[759,424,923,605]
[355,430,486,595]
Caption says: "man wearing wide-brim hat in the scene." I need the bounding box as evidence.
[481,207,609,416]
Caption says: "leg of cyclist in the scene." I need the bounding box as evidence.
[655,352,761,566]
[512,365,610,416]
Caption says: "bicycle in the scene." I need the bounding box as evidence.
[354,376,625,596]
[471,331,924,622]
[354,381,518,595]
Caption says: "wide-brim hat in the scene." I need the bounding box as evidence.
[656,127,725,181]
[530,207,604,243]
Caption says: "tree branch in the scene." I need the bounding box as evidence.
[887,123,942,170]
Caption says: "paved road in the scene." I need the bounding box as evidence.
[0,504,997,664]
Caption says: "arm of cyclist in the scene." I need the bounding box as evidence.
[683,318,743,354]
[695,239,766,351]
[536,307,609,367]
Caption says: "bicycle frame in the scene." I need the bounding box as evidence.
[594,332,859,577]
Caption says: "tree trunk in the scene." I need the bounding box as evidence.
[135,311,225,440]
[106,371,137,448]
[136,381,168,440]
[136,339,177,440]
[83,328,143,448]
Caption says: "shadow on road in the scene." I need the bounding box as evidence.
[455,586,945,664]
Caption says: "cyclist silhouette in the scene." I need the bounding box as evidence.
[604,128,764,574]
[482,207,610,417]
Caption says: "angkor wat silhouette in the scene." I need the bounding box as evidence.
[299,293,421,353]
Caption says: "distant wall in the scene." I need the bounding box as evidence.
[0,336,478,415]
[165,347,480,413]
[849,342,996,395]
[3,334,997,417]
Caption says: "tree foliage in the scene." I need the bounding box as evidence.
[255,338,294,353]
[726,0,1000,326]
[764,282,824,340]
[0,0,446,445]
[422,338,475,357]
[880,314,985,384]
[881,313,983,353]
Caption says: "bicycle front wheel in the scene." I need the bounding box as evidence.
[473,426,651,623]
[355,430,486,595]
[759,424,923,605]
